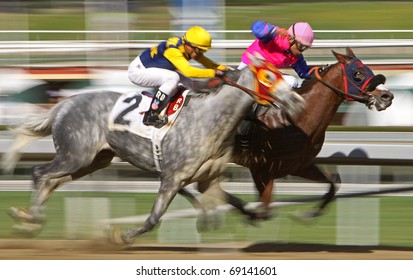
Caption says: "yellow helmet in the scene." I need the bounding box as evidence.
[183,26,212,50]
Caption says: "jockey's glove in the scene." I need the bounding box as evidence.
[306,65,328,80]
[217,65,230,71]
[215,65,233,78]
[305,68,317,80]
[215,69,228,78]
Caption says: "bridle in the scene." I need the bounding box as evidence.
[311,63,373,103]
[221,57,380,106]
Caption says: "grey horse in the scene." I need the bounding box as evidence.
[2,66,300,245]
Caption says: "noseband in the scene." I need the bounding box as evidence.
[312,64,372,103]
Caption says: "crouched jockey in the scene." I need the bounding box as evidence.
[238,20,314,88]
[128,25,229,128]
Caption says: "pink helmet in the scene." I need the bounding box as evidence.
[287,22,314,46]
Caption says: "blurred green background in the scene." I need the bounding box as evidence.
[1,1,412,39]
[1,191,413,247]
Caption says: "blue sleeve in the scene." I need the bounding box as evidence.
[291,54,312,78]
[251,20,277,44]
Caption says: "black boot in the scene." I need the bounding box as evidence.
[239,120,253,151]
[143,90,169,128]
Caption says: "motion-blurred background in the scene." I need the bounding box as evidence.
[0,0,412,249]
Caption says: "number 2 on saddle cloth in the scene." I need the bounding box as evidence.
[249,61,285,106]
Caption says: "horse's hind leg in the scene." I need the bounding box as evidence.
[9,150,115,234]
[292,163,341,218]
[8,158,75,225]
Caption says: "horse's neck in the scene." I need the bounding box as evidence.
[205,70,255,118]
[296,66,343,141]
[183,70,254,136]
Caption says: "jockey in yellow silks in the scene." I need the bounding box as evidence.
[128,26,229,128]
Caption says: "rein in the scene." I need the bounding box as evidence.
[221,75,276,104]
[312,66,369,103]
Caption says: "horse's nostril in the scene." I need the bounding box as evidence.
[381,92,394,101]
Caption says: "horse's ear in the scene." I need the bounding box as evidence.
[332,50,350,64]
[346,47,355,57]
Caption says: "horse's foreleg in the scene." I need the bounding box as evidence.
[178,188,203,210]
[119,185,179,244]
[260,178,274,216]
[251,169,275,220]
[315,171,341,215]
[197,176,269,229]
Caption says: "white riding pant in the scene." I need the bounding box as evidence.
[237,62,299,88]
[128,56,180,96]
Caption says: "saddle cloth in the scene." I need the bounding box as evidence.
[108,90,188,139]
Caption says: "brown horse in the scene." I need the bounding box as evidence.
[197,48,394,221]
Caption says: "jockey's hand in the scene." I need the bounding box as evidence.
[305,68,317,80]
[215,69,227,78]
[217,65,230,71]
[306,66,329,80]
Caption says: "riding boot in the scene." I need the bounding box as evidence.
[175,83,187,95]
[143,90,169,128]
[239,120,253,151]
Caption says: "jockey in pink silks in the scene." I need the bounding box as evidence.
[238,20,315,88]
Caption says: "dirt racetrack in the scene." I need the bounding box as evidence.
[0,239,412,260]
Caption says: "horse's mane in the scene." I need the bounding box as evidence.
[189,69,244,97]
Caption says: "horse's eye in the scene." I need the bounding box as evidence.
[353,71,363,82]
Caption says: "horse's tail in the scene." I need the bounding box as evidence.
[1,109,55,174]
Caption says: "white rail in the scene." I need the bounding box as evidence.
[1,29,412,67]
[1,39,413,54]
[0,132,412,163]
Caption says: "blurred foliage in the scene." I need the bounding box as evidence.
[1,2,412,37]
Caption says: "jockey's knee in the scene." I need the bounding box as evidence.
[159,72,180,95]
[237,62,248,70]
[282,74,299,88]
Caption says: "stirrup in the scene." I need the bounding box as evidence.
[143,111,168,128]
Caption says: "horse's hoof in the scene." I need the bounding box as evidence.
[8,207,45,223]
[258,212,274,221]
[8,207,30,222]
[196,211,223,232]
[108,227,134,246]
[12,222,43,237]
[196,215,210,232]
[288,209,321,224]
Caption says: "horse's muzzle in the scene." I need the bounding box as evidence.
[368,84,394,111]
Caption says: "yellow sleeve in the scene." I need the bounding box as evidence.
[164,48,215,78]
[195,55,220,69]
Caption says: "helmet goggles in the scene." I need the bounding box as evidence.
[289,22,313,52]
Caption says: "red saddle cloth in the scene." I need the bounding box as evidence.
[249,61,284,106]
